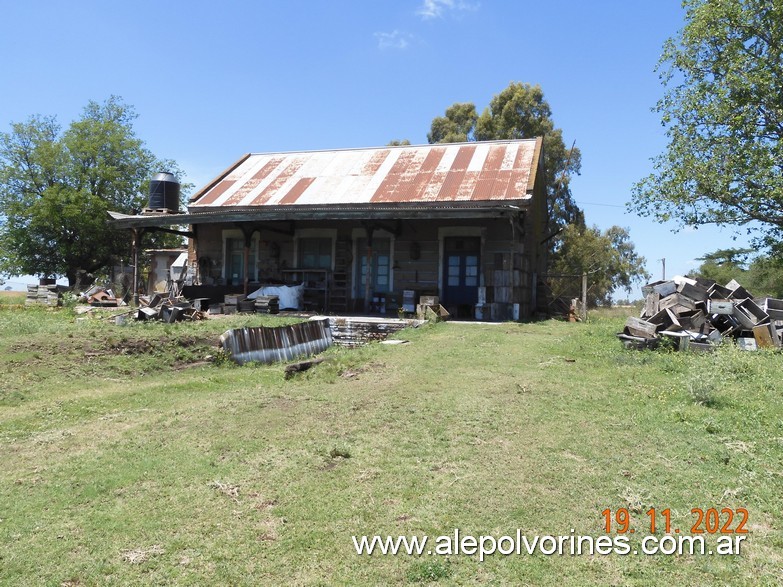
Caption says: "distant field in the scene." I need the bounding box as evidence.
[0,290,25,305]
[0,306,780,585]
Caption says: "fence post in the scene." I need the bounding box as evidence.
[581,272,587,321]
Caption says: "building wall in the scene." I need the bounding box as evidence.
[189,210,542,319]
[146,249,187,294]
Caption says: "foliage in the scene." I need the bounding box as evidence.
[630,0,783,248]
[427,102,479,144]
[386,139,411,146]
[427,82,584,231]
[691,246,783,297]
[550,224,650,306]
[690,247,751,286]
[0,96,188,287]
[744,254,783,296]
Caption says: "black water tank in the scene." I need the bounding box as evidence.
[147,172,180,212]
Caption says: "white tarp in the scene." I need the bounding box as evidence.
[247,283,305,310]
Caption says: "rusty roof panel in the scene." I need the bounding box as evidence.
[190,139,540,209]
[194,179,237,206]
[223,157,285,206]
[471,145,505,200]
[250,158,306,206]
[278,177,316,205]
[407,148,445,201]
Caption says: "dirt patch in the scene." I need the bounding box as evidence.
[100,335,217,356]
[6,333,219,374]
[120,544,164,564]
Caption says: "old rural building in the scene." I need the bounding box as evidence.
[111,139,549,320]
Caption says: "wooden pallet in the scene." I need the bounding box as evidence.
[142,207,178,214]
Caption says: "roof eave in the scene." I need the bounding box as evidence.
[527,136,544,193]
[109,200,531,229]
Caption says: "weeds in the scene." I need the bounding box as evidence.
[406,560,452,583]
[686,374,720,407]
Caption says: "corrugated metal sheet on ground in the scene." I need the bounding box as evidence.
[220,319,332,365]
[190,140,539,209]
[313,316,423,347]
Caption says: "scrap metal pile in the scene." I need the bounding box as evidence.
[618,276,783,351]
[134,292,207,322]
[81,285,124,307]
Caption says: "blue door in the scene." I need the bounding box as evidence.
[355,237,391,297]
[443,237,480,307]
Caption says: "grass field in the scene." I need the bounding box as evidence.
[1,304,781,586]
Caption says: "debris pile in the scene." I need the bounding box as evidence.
[254,295,280,314]
[203,294,280,315]
[26,284,66,306]
[82,285,123,307]
[619,276,783,351]
[415,295,450,323]
[135,293,206,323]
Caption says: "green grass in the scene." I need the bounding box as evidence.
[0,291,26,306]
[0,307,781,585]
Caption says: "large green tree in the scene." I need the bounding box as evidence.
[630,0,783,248]
[427,82,584,231]
[0,97,186,287]
[691,247,783,297]
[690,247,752,286]
[549,225,650,307]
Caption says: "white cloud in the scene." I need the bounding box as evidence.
[374,30,413,50]
[417,0,479,19]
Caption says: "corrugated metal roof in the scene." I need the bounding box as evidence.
[190,139,541,209]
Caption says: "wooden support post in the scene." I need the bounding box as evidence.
[362,223,375,313]
[581,272,587,321]
[243,242,250,296]
[131,228,140,306]
[236,224,256,296]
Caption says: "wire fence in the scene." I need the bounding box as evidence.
[542,273,588,319]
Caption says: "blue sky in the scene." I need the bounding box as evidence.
[0,0,749,294]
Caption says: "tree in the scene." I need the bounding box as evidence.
[690,247,752,286]
[630,0,783,248]
[0,96,186,287]
[691,247,783,297]
[746,255,783,297]
[427,103,478,144]
[427,82,584,231]
[549,225,650,307]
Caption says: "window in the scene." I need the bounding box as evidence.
[225,237,257,283]
[299,237,332,269]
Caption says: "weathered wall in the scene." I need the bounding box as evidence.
[189,212,544,319]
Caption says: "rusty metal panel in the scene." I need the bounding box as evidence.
[227,157,287,206]
[471,145,504,200]
[753,323,779,348]
[371,149,419,202]
[190,140,539,209]
[193,179,237,206]
[278,177,316,205]
[249,157,307,206]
